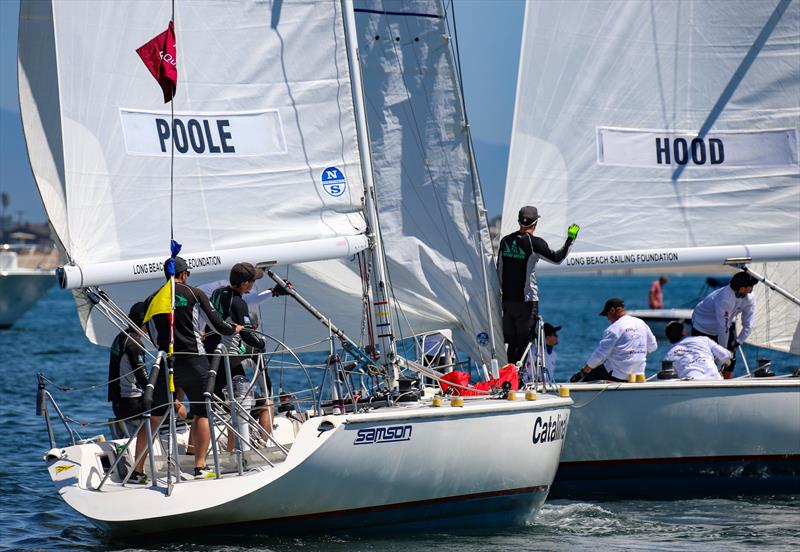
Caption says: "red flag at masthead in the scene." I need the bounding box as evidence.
[136,21,177,103]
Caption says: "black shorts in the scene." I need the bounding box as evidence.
[174,356,210,418]
[113,397,145,420]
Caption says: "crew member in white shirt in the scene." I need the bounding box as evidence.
[542,322,560,380]
[691,271,758,379]
[575,298,657,382]
[664,321,732,380]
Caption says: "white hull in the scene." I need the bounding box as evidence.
[47,395,571,536]
[626,308,693,340]
[551,379,800,499]
[0,269,54,328]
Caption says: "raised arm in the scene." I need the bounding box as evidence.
[531,235,574,265]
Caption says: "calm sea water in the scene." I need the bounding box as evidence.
[1,274,797,551]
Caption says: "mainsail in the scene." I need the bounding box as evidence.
[503,0,799,273]
[19,0,501,364]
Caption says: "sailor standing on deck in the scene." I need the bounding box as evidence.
[575,298,657,382]
[147,256,242,479]
[497,206,578,365]
[690,271,758,379]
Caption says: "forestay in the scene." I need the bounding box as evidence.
[503,0,800,272]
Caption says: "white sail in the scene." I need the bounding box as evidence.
[748,261,800,354]
[503,0,800,272]
[19,0,501,364]
[19,0,372,342]
[19,0,367,275]
[350,0,502,363]
[261,0,502,364]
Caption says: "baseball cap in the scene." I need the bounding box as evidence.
[518,205,540,227]
[164,256,189,278]
[543,322,561,337]
[230,262,264,286]
[599,297,625,316]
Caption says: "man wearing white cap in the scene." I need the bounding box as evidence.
[497,205,579,365]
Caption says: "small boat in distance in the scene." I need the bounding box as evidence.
[0,244,55,329]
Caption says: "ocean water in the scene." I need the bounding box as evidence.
[1,274,797,551]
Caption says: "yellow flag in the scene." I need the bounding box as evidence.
[144,280,172,323]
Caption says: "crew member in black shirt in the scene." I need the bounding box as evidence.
[497,205,579,365]
[147,256,242,479]
[205,262,289,445]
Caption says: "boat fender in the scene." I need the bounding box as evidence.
[44,448,66,462]
[432,396,442,407]
[558,387,570,398]
[753,358,775,378]
[657,360,679,380]
[507,391,517,401]
[450,397,464,407]
[525,390,537,401]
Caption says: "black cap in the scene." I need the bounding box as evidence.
[230,262,264,286]
[599,297,625,316]
[730,271,758,290]
[518,205,540,227]
[543,323,561,337]
[164,256,189,278]
[665,321,684,343]
[128,301,146,328]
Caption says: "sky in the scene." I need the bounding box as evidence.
[0,0,524,222]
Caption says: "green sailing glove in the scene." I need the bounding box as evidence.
[567,223,580,240]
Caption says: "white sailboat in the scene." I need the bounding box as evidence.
[503,0,799,498]
[0,246,54,328]
[21,0,570,535]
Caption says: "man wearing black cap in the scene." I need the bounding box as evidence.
[543,322,561,379]
[690,270,758,378]
[147,256,242,478]
[575,298,656,382]
[497,205,579,364]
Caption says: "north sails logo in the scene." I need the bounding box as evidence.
[353,424,412,445]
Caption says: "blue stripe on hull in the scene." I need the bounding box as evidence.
[103,486,549,538]
[550,455,800,499]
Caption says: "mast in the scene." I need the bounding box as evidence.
[341,0,399,391]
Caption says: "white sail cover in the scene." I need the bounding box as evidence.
[503,0,800,269]
[19,0,367,274]
[748,261,800,354]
